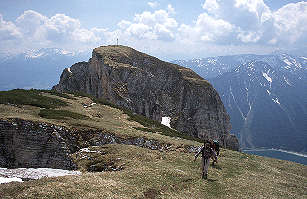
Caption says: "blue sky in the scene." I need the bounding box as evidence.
[0,0,306,59]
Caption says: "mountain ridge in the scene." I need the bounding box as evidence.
[173,53,307,153]
[0,48,90,91]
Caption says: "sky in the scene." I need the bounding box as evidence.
[0,0,306,60]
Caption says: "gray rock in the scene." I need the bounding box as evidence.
[0,119,77,170]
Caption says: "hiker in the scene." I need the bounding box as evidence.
[194,141,217,179]
[211,140,220,166]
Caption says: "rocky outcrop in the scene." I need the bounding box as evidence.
[0,119,77,169]
[53,45,239,150]
[0,118,207,170]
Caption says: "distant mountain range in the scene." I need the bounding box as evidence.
[173,53,307,152]
[0,48,90,90]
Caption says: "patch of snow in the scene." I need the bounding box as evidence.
[60,50,73,55]
[80,148,101,153]
[82,102,96,108]
[262,72,272,83]
[0,168,81,181]
[284,65,291,69]
[300,57,307,60]
[283,76,292,86]
[293,59,302,69]
[248,62,254,67]
[161,117,171,128]
[272,98,280,105]
[0,177,23,184]
[230,86,246,120]
[283,59,292,66]
[25,52,45,59]
[207,58,217,64]
[54,49,73,55]
[192,59,200,64]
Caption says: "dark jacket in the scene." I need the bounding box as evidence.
[195,146,217,160]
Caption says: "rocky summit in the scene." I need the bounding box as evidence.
[53,45,238,150]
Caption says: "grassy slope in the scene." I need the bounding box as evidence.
[1,145,306,199]
[0,90,306,199]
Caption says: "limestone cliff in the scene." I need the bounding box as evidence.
[53,45,239,150]
[0,119,77,169]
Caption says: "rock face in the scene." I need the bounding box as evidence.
[0,119,77,169]
[53,45,239,150]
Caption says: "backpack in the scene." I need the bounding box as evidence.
[202,143,213,159]
[213,140,220,155]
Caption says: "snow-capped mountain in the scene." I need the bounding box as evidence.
[173,53,307,152]
[24,48,76,59]
[0,48,91,90]
[173,54,307,79]
[172,54,263,79]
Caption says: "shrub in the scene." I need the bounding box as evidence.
[0,89,68,109]
[40,89,75,100]
[39,109,88,120]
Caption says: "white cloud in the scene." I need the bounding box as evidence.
[16,10,47,36]
[72,28,100,43]
[117,20,131,29]
[92,1,304,57]
[179,13,233,42]
[202,0,272,30]
[0,10,102,53]
[0,14,21,40]
[118,5,178,41]
[237,30,262,43]
[202,0,219,13]
[127,23,156,39]
[117,1,306,56]
[0,1,306,58]
[47,14,81,33]
[148,1,159,9]
[179,0,307,47]
[167,4,175,15]
[272,2,307,47]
